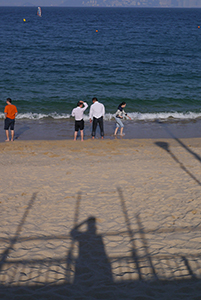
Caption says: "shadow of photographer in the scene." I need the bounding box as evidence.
[70,216,113,289]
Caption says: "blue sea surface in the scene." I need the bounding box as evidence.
[0,7,201,125]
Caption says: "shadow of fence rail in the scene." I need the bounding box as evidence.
[0,224,201,299]
[1,190,201,299]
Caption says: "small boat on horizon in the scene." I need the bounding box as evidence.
[37,7,42,17]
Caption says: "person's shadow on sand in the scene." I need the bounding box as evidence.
[70,216,113,291]
[15,125,30,140]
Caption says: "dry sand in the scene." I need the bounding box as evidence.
[0,138,201,299]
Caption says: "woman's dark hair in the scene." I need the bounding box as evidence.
[119,102,126,107]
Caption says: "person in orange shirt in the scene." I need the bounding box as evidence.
[4,98,18,142]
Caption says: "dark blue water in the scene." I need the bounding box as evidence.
[0,7,201,122]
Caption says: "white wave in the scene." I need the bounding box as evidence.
[128,111,201,121]
[105,111,201,121]
[0,113,5,119]
[16,112,71,120]
[0,111,201,121]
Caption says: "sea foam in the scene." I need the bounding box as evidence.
[0,111,201,122]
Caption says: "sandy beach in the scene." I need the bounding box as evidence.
[0,138,201,299]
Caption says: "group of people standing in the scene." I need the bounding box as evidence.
[3,97,131,142]
[71,97,131,141]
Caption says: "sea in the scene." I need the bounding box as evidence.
[0,6,201,140]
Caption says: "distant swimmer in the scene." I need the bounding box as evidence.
[71,101,88,141]
[114,102,131,137]
[89,97,105,139]
[4,98,18,142]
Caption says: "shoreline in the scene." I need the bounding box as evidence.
[1,118,201,142]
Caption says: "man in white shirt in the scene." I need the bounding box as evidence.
[71,101,88,141]
[89,97,105,139]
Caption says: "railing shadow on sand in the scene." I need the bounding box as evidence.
[155,120,201,163]
[155,141,201,187]
[154,118,201,187]
[0,190,201,300]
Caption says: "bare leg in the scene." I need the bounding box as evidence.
[74,131,78,141]
[114,127,118,136]
[5,130,9,142]
[11,130,14,141]
[80,130,84,141]
[120,127,124,136]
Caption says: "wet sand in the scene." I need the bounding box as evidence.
[0,138,201,299]
[1,118,201,142]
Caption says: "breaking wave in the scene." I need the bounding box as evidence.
[0,111,201,122]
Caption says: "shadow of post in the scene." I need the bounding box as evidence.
[117,187,142,280]
[156,120,201,163]
[66,191,81,282]
[0,193,37,271]
[182,256,197,280]
[136,213,158,280]
[155,141,201,186]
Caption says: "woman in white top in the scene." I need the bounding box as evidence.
[114,102,131,136]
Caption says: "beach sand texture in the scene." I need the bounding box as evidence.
[0,138,201,299]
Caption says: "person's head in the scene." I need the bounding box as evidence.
[87,216,96,234]
[77,101,83,107]
[92,97,98,103]
[119,101,126,108]
[6,98,12,104]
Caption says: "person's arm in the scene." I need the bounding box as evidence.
[4,107,8,119]
[82,102,88,112]
[71,108,75,117]
[71,219,87,239]
[102,104,105,117]
[124,110,131,120]
[13,105,18,118]
[89,105,93,123]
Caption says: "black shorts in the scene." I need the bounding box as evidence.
[75,119,84,132]
[4,118,15,130]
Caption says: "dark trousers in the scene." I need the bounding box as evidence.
[92,116,104,137]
